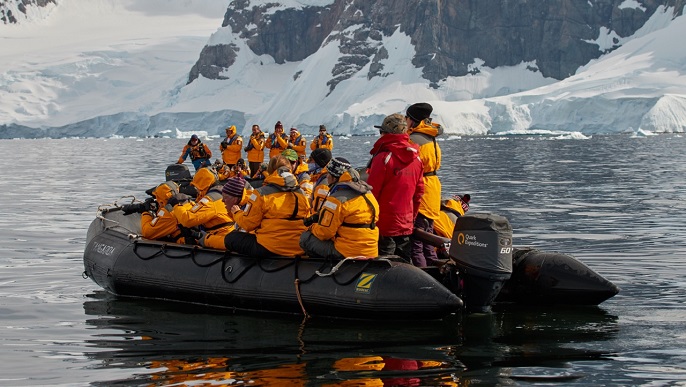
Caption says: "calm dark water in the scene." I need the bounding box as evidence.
[1,134,685,386]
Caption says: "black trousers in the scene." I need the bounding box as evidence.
[248,162,262,178]
[378,235,412,263]
[224,232,275,258]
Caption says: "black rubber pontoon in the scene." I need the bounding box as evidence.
[84,208,463,320]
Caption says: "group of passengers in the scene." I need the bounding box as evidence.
[177,122,334,179]
[129,103,470,267]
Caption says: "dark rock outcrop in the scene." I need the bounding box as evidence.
[1,0,55,24]
[189,0,685,88]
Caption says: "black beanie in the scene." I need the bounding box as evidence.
[406,102,433,122]
[310,148,332,168]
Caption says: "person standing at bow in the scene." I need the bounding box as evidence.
[406,103,444,267]
[244,124,266,177]
[220,125,243,169]
[266,121,288,159]
[310,125,334,151]
[177,134,212,171]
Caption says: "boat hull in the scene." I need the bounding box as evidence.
[84,209,464,320]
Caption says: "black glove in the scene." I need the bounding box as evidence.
[303,213,320,227]
[143,197,158,213]
[221,140,228,148]
[179,226,202,245]
[168,193,191,207]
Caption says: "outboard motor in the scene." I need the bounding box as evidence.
[165,163,192,182]
[164,164,197,197]
[449,213,513,313]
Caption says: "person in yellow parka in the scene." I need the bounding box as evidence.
[217,158,250,181]
[307,148,332,212]
[140,181,185,243]
[221,175,252,210]
[170,167,234,250]
[299,157,380,259]
[433,194,471,239]
[244,124,266,177]
[310,125,333,151]
[282,149,313,198]
[177,134,212,171]
[406,102,443,267]
[266,121,288,159]
[220,125,243,168]
[287,127,307,159]
[224,155,311,257]
[121,181,185,243]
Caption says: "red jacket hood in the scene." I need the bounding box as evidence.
[369,134,420,165]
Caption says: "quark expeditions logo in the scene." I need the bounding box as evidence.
[92,242,116,256]
[355,273,377,294]
[455,233,488,248]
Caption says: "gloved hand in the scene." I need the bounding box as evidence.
[168,193,191,207]
[143,198,158,213]
[195,230,208,246]
[179,226,201,245]
[303,213,319,227]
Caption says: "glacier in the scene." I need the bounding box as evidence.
[0,0,685,139]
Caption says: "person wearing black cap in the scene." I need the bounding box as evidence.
[405,102,444,267]
[367,113,424,263]
[307,148,332,212]
[177,134,212,171]
[300,157,379,259]
[266,121,288,159]
[310,124,334,151]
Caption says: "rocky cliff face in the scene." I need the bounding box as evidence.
[189,0,685,89]
[0,0,54,24]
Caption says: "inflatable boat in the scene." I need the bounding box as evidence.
[83,204,619,319]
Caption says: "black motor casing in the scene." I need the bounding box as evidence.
[449,213,513,312]
[165,164,192,182]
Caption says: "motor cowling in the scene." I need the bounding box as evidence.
[165,164,192,183]
[449,213,513,312]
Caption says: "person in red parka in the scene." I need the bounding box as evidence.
[366,113,424,263]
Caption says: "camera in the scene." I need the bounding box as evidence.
[121,198,157,215]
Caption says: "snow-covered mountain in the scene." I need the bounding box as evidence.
[0,0,685,138]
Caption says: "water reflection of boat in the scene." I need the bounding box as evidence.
[82,294,618,385]
[82,294,465,386]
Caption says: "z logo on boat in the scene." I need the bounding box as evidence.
[355,273,377,294]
